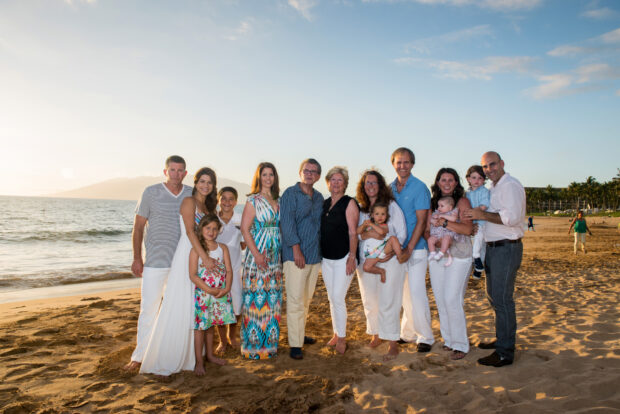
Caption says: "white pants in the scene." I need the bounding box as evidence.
[284,261,321,348]
[574,232,587,253]
[322,255,354,338]
[357,256,406,341]
[429,256,471,353]
[230,264,243,316]
[472,222,486,259]
[400,249,434,345]
[131,267,169,362]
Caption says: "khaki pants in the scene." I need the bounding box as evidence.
[284,261,321,348]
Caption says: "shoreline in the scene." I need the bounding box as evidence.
[0,278,140,305]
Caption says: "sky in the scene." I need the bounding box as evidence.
[1,0,619,196]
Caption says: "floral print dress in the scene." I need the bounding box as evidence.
[194,244,236,330]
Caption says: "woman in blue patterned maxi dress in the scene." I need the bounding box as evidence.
[240,162,282,359]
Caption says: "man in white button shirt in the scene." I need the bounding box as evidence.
[465,151,525,367]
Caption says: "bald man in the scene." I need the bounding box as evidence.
[464,151,525,367]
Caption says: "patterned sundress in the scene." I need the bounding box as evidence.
[241,194,282,359]
[194,245,236,330]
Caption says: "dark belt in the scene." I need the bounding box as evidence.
[486,238,522,248]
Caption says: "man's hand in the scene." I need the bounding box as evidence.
[131,258,144,277]
[293,245,306,269]
[463,207,484,221]
[398,247,412,264]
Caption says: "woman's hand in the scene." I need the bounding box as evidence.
[201,253,216,270]
[345,255,357,275]
[254,252,268,271]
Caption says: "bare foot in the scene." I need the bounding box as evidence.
[335,338,346,354]
[382,342,399,361]
[450,350,467,360]
[368,335,382,348]
[230,338,240,348]
[379,270,386,284]
[207,355,227,366]
[123,361,140,372]
[327,335,338,347]
[215,342,228,355]
[194,364,206,376]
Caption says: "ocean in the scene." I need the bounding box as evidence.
[0,196,137,292]
[0,195,247,294]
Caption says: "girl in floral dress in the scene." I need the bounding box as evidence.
[189,214,235,375]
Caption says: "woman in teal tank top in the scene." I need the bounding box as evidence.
[568,211,592,254]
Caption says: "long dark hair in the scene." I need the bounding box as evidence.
[430,168,465,211]
[196,214,222,253]
[193,167,218,214]
[356,170,394,214]
[249,162,280,200]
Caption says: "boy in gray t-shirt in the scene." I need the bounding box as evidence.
[125,156,192,371]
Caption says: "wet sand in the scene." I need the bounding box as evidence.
[1,216,619,413]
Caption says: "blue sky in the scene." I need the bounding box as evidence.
[1,0,619,196]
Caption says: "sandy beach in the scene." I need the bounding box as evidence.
[1,216,619,413]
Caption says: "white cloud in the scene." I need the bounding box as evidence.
[363,0,542,11]
[224,19,254,41]
[547,27,620,58]
[405,25,492,54]
[600,27,620,44]
[575,63,620,83]
[288,0,318,21]
[547,45,589,57]
[525,74,573,99]
[394,55,534,80]
[525,63,620,99]
[581,7,618,19]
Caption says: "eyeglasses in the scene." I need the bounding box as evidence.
[365,181,379,187]
[302,169,319,175]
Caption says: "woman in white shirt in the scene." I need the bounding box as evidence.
[355,169,407,361]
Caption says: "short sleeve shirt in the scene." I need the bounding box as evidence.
[136,183,193,268]
[391,174,431,250]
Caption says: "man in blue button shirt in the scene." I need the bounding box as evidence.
[280,158,324,360]
[390,147,434,353]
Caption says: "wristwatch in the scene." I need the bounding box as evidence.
[442,219,448,228]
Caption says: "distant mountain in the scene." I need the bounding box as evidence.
[48,176,252,203]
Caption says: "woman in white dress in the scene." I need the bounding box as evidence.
[140,167,218,375]
[355,169,407,361]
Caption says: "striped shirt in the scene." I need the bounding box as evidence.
[280,183,324,265]
[136,183,193,268]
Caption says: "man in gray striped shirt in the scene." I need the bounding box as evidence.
[124,155,193,371]
[280,158,324,360]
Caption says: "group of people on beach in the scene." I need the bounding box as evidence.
[124,147,527,376]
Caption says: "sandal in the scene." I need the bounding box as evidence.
[450,350,467,360]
